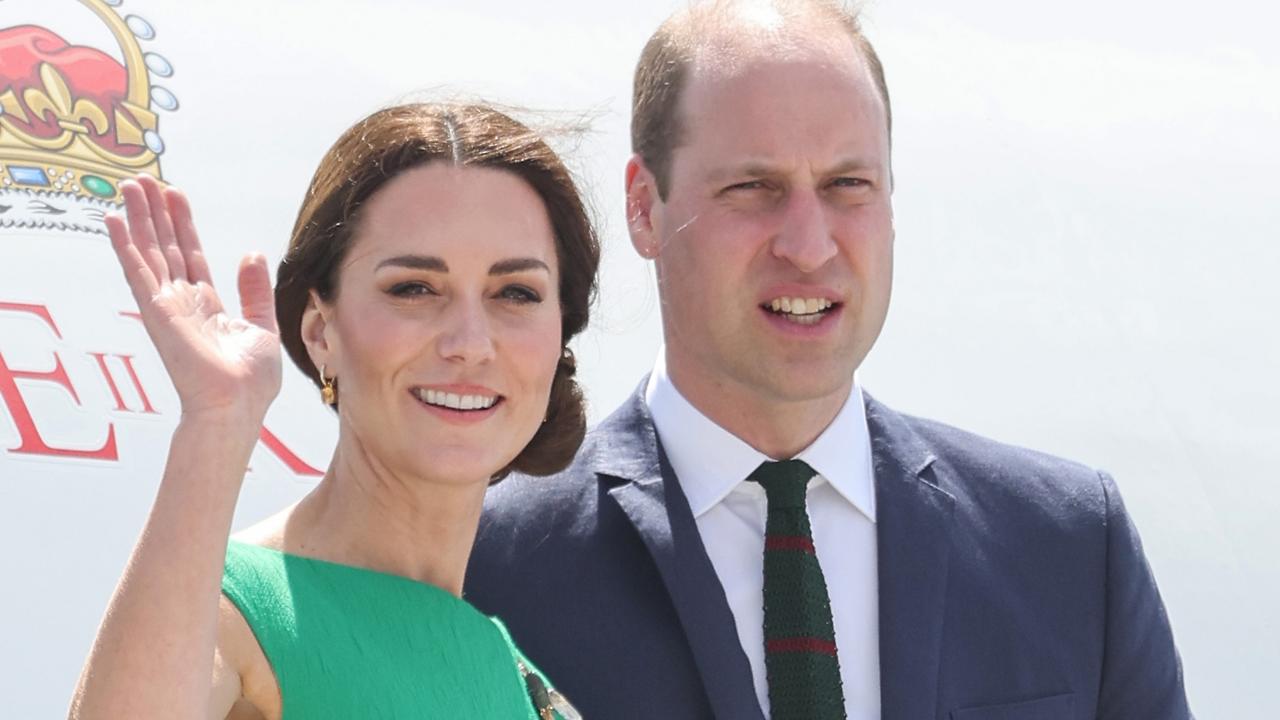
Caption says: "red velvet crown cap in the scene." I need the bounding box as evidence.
[0,25,137,155]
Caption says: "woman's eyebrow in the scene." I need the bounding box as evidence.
[375,254,448,272]
[490,258,550,276]
[372,256,548,275]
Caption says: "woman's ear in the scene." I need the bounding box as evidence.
[300,289,335,375]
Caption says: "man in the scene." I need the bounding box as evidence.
[466,2,1192,718]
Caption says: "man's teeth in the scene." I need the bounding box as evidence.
[414,389,498,410]
[768,297,834,315]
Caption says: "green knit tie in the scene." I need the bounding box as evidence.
[749,459,846,720]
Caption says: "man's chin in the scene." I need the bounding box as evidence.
[745,364,858,407]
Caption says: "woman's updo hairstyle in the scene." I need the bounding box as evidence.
[274,103,600,479]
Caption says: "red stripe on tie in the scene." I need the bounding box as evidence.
[765,535,816,554]
[767,637,838,656]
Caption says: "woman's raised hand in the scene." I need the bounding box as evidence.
[105,175,282,421]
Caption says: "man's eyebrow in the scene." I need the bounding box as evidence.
[706,157,883,182]
[490,258,550,275]
[375,255,448,272]
[706,161,778,183]
[828,158,881,175]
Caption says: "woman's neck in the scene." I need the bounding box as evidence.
[278,436,490,596]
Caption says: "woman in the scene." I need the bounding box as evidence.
[68,103,598,719]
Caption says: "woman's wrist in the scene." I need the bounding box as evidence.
[178,403,268,434]
[173,407,265,462]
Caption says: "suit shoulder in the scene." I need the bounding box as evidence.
[904,411,1098,476]
[480,424,614,525]
[895,410,1112,520]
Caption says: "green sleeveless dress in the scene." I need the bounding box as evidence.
[221,540,576,719]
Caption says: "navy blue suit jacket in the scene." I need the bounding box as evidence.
[465,387,1192,719]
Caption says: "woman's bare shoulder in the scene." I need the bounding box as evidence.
[228,505,296,552]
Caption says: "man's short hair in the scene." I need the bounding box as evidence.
[631,0,892,200]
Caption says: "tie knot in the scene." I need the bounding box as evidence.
[748,459,816,509]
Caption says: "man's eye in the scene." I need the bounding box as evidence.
[831,177,870,189]
[389,281,434,297]
[499,285,542,304]
[726,180,768,192]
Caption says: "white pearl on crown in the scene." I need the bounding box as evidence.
[145,53,173,77]
[125,15,155,40]
[151,87,178,111]
[143,130,165,154]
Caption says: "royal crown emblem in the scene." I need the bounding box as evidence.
[0,0,177,233]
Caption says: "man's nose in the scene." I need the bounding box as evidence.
[771,190,838,273]
[436,299,496,365]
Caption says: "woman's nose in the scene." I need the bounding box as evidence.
[436,300,496,365]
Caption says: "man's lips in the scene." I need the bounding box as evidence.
[763,296,836,315]
[759,287,843,326]
[758,299,843,330]
[759,284,842,308]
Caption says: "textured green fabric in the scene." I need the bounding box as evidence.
[749,460,846,720]
[221,540,547,719]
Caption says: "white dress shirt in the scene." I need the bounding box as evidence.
[645,354,881,719]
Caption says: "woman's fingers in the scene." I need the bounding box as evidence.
[237,253,278,334]
[119,180,170,285]
[138,175,187,282]
[105,213,160,314]
[164,186,214,287]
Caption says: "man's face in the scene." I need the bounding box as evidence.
[636,43,894,417]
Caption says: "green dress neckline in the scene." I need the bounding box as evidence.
[221,539,576,719]
[228,539,473,603]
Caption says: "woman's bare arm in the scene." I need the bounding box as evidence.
[70,414,257,719]
[68,175,281,719]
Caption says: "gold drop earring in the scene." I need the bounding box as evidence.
[319,364,336,406]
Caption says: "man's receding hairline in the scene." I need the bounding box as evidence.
[663,0,879,125]
[675,3,855,55]
[671,8,883,145]
[684,24,876,88]
[631,0,890,198]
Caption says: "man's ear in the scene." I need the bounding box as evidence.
[300,289,335,376]
[625,155,662,260]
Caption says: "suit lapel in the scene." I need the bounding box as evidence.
[866,396,957,720]
[596,387,765,720]
[592,387,955,719]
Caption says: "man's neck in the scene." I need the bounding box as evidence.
[664,363,852,460]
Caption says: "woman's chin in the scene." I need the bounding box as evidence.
[406,446,520,487]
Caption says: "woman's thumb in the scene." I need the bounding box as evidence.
[237,253,277,333]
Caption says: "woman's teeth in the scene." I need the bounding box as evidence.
[766,297,834,324]
[414,388,498,410]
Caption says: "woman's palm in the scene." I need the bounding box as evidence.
[106,176,281,418]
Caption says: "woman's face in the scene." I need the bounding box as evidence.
[308,162,563,485]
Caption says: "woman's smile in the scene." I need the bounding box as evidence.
[410,384,505,425]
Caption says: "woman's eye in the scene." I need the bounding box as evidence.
[388,281,435,297]
[499,285,542,304]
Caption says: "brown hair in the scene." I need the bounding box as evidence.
[632,0,892,199]
[274,103,600,478]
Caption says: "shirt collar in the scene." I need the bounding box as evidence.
[644,350,876,523]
